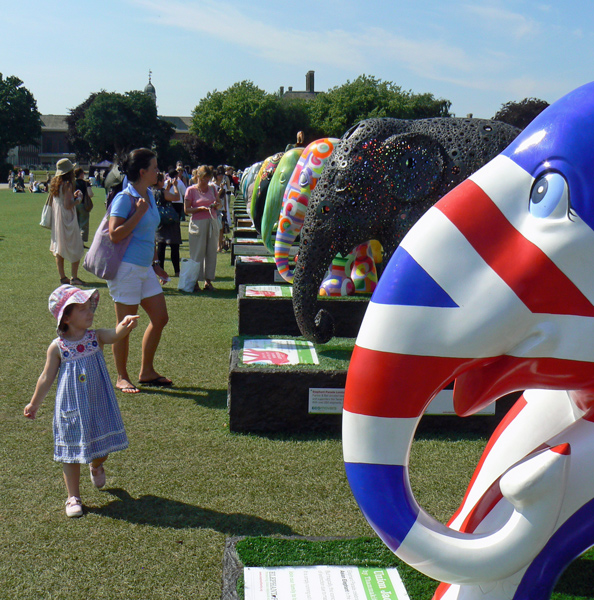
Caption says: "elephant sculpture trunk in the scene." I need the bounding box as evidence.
[293,226,349,343]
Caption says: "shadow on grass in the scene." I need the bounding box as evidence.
[87,488,296,536]
[137,386,227,409]
[162,287,237,300]
[231,430,342,442]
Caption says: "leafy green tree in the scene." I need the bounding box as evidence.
[307,75,451,138]
[493,98,549,130]
[0,73,42,163]
[67,91,174,161]
[191,81,307,166]
[158,139,192,172]
[65,92,99,161]
[183,134,225,168]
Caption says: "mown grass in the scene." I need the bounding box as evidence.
[1,189,592,599]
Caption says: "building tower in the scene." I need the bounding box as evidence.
[144,70,157,106]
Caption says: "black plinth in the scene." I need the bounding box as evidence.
[234,227,258,239]
[234,257,292,289]
[228,337,346,433]
[237,285,370,337]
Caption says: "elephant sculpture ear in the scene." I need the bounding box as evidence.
[380,132,446,201]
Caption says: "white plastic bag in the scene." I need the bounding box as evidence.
[177,258,200,292]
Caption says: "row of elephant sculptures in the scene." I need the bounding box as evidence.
[240,116,521,339]
[240,139,383,297]
[240,82,594,600]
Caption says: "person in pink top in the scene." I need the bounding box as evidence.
[184,165,222,292]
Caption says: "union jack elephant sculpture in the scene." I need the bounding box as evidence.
[343,82,594,599]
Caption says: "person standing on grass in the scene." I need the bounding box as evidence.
[154,172,182,277]
[24,285,139,518]
[74,167,94,246]
[184,165,221,292]
[107,148,172,393]
[49,158,85,286]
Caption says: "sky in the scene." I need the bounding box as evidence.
[3,0,594,120]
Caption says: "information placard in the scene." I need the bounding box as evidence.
[239,256,277,264]
[245,285,293,297]
[309,388,344,414]
[244,566,410,600]
[305,388,495,415]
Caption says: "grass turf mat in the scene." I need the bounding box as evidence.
[235,537,437,599]
[234,335,355,370]
[235,537,594,600]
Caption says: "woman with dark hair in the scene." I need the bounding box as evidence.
[154,172,182,276]
[74,167,94,245]
[107,148,172,393]
[49,158,85,285]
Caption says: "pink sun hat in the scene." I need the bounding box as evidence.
[49,284,100,326]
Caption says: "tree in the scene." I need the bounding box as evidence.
[183,134,225,168]
[65,92,99,161]
[0,73,41,163]
[493,98,549,130]
[307,75,451,138]
[158,139,192,172]
[191,81,307,166]
[67,91,175,161]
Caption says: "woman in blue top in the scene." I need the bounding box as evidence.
[107,148,172,393]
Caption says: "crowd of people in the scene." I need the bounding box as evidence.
[8,168,51,193]
[26,149,240,516]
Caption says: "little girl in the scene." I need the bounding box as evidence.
[24,284,139,517]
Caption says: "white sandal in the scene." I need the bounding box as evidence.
[65,496,83,518]
[90,463,106,488]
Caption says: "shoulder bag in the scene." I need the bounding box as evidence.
[39,193,53,229]
[82,193,136,280]
[158,203,179,227]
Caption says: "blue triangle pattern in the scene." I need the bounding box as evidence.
[372,246,458,308]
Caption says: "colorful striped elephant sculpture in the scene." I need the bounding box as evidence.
[274,138,339,284]
[343,81,594,600]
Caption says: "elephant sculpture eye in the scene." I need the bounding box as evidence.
[529,172,569,219]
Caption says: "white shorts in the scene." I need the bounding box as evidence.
[107,262,163,306]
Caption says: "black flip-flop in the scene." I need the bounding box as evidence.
[117,384,140,394]
[138,377,173,387]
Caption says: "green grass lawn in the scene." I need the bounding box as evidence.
[1,190,592,599]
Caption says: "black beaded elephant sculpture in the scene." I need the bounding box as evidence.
[292,117,521,343]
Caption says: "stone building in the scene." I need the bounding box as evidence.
[279,70,320,101]
[6,74,191,169]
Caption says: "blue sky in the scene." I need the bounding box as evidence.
[3,0,594,120]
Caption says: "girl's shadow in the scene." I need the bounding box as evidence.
[86,488,295,536]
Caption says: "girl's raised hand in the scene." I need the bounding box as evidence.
[120,315,140,332]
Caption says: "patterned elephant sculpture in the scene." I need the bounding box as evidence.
[274,138,339,284]
[292,117,520,343]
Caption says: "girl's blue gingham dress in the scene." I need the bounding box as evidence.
[53,330,128,463]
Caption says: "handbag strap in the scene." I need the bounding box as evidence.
[108,192,136,218]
